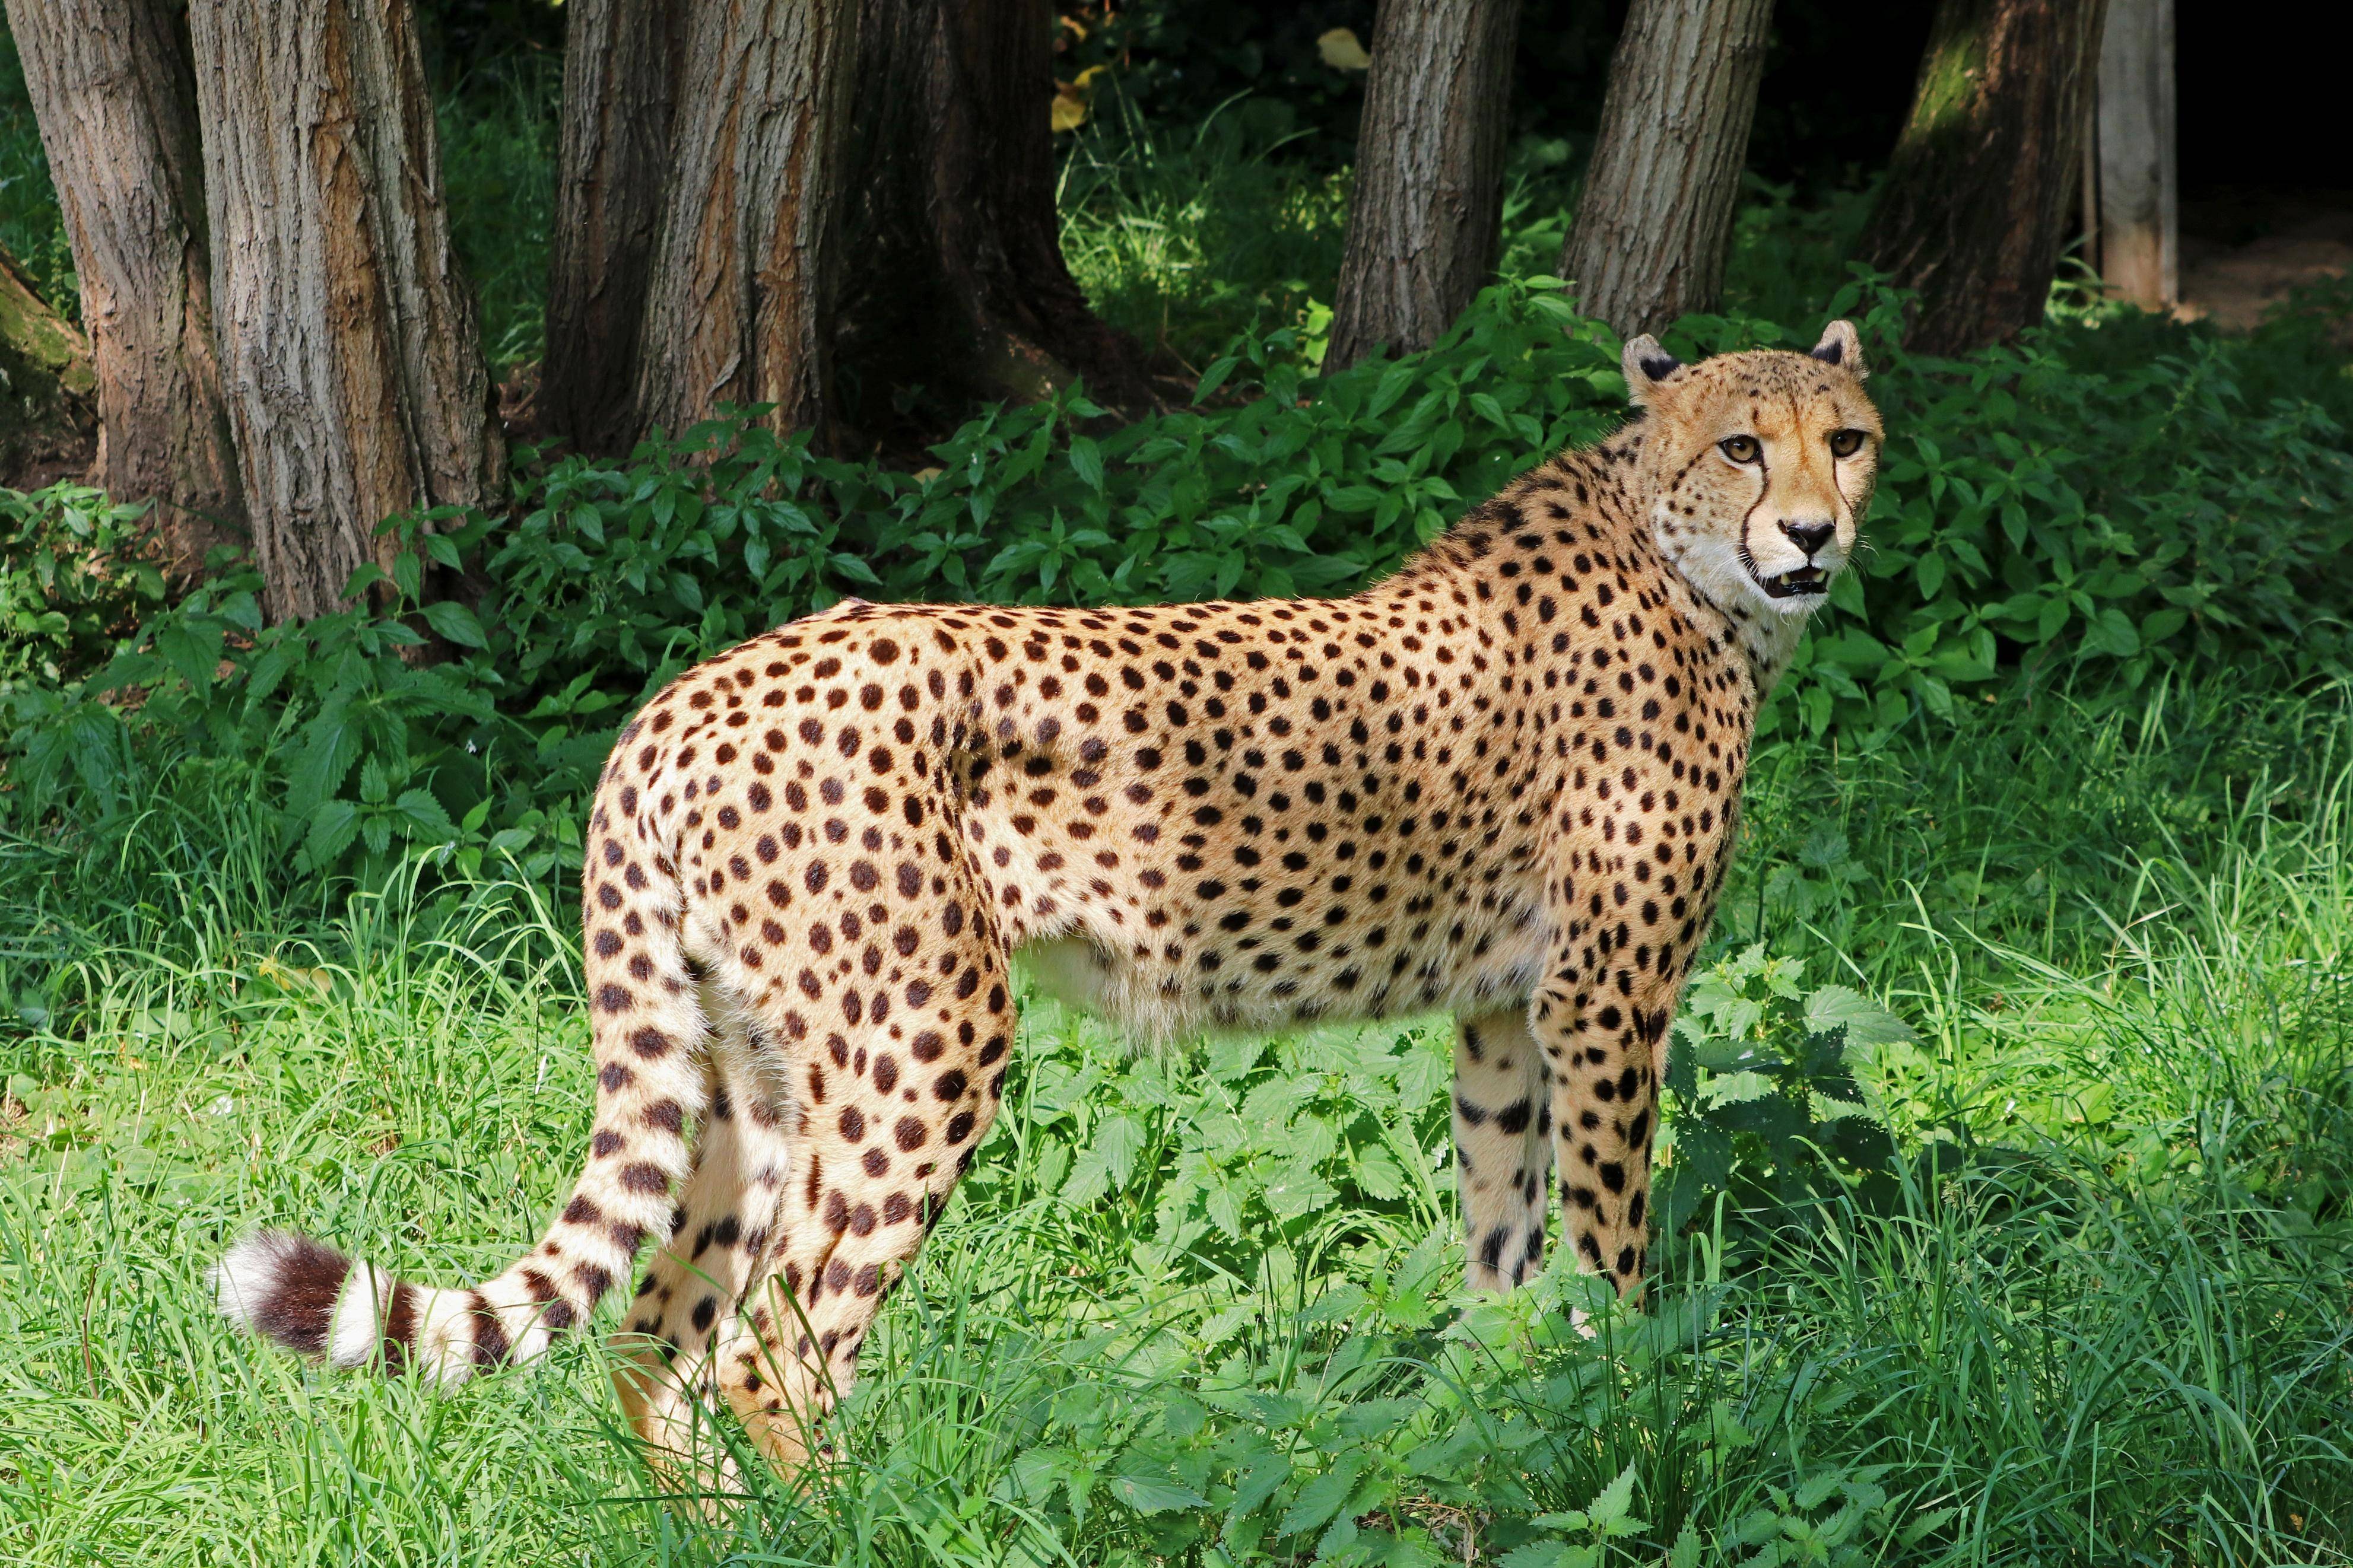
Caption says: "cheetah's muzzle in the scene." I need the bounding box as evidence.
[215,318,1884,1491]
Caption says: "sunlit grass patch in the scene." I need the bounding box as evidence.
[1058,94,1353,374]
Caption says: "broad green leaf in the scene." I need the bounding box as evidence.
[1276,1451,1366,1537]
[154,617,224,689]
[395,788,457,842]
[1803,986,1914,1048]
[1227,1446,1290,1522]
[421,599,489,648]
[1061,1112,1144,1205]
[288,709,361,816]
[302,801,360,869]
[1069,436,1106,491]
[1585,1459,1642,1531]
[1352,1145,1406,1201]
[1107,1472,1205,1513]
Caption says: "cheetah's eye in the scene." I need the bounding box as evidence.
[1717,435,1761,465]
[1828,428,1867,458]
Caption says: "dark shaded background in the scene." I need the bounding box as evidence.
[2177,0,2352,244]
[333,0,2353,324]
[414,0,1934,193]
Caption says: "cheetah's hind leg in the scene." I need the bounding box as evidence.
[610,1001,796,1502]
[710,861,1018,1475]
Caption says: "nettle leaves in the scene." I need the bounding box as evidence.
[979,974,1930,1564]
[1657,943,1916,1239]
[1009,1003,1449,1269]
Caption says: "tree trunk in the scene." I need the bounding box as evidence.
[832,0,1150,431]
[933,0,1149,409]
[1557,0,1775,341]
[188,0,504,623]
[632,0,859,444]
[1326,0,1526,373]
[542,0,684,456]
[5,0,243,580]
[2084,0,2176,310]
[0,243,97,489]
[1860,0,2111,356]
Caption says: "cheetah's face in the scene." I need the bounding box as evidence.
[1624,321,1884,619]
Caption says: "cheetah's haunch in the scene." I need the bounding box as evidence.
[218,322,1882,1481]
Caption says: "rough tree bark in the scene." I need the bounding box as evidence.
[0,244,96,488]
[632,0,860,443]
[1326,0,1526,374]
[5,0,242,579]
[1557,0,1775,341]
[1861,0,2112,355]
[833,0,1149,428]
[189,0,506,625]
[542,0,684,456]
[188,0,504,623]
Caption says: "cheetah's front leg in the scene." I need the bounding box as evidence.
[1453,1010,1552,1292]
[1532,969,1673,1300]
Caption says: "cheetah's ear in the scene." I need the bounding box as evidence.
[1811,320,1865,378]
[1621,335,1685,406]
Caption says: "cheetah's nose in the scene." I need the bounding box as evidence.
[1780,519,1834,557]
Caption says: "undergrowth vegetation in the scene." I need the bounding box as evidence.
[6,21,2353,1564]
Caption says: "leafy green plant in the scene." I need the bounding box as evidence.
[2,555,576,893]
[1655,943,1913,1239]
[0,482,165,691]
[478,419,888,699]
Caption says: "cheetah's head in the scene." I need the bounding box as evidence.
[1622,321,1883,619]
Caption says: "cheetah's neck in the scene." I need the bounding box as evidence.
[1644,497,1809,698]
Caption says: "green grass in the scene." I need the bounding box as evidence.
[5,672,2350,1564]
[434,56,557,373]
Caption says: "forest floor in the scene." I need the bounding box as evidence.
[2179,192,2353,336]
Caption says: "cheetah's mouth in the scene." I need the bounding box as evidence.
[1755,565,1828,599]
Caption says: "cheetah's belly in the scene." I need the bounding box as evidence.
[1014,934,1267,1041]
[1017,937,1129,1022]
[1015,895,1549,1044]
[1013,933,1342,1041]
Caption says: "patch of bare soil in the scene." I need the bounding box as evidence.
[2178,193,2353,336]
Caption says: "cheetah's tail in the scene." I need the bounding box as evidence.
[216,769,710,1383]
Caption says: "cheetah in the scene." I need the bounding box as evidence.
[218,322,1882,1481]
